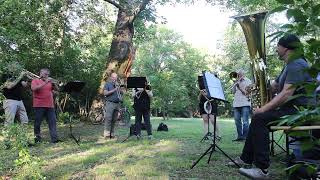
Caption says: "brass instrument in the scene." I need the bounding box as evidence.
[24,70,61,85]
[114,81,123,101]
[232,11,271,108]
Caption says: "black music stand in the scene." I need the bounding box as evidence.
[61,81,85,146]
[121,77,147,142]
[198,76,215,142]
[191,72,240,169]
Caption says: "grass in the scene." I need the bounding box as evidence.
[0,117,287,179]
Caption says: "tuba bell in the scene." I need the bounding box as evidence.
[232,11,271,108]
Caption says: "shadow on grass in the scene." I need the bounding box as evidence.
[1,118,287,179]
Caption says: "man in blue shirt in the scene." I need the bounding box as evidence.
[228,34,315,179]
[103,72,123,138]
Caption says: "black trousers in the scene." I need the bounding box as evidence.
[135,109,152,136]
[240,106,297,169]
[34,107,58,142]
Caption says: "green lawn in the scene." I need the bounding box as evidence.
[0,117,287,179]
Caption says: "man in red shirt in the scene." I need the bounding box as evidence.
[31,68,60,143]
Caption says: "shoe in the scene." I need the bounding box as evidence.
[34,138,41,144]
[147,135,153,140]
[136,135,142,140]
[239,167,269,179]
[52,139,63,143]
[227,157,252,167]
[232,138,245,142]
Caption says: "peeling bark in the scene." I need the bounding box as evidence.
[89,0,150,122]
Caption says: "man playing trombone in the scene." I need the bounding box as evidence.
[103,72,123,139]
[1,70,29,149]
[231,69,251,141]
[31,68,60,143]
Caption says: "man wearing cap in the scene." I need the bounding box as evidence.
[228,34,315,179]
[231,69,252,141]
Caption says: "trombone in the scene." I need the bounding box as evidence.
[24,70,62,85]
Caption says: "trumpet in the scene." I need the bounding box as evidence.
[24,70,61,84]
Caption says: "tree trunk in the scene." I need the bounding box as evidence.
[89,9,134,122]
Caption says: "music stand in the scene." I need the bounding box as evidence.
[61,81,85,146]
[198,76,215,142]
[191,72,240,169]
[126,77,147,88]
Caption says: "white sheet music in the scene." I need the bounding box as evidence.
[203,72,226,101]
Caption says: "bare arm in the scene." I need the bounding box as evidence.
[4,72,25,89]
[146,90,153,97]
[31,79,50,91]
[255,83,295,114]
[104,87,118,96]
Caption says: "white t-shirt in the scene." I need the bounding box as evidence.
[232,77,252,107]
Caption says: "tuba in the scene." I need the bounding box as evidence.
[232,11,271,108]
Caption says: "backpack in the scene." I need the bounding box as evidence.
[157,123,168,131]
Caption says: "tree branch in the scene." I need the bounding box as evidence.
[103,0,123,10]
[132,0,151,21]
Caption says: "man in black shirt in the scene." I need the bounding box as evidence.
[132,85,153,139]
[1,71,29,149]
[2,71,29,127]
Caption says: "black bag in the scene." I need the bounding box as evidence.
[157,123,168,131]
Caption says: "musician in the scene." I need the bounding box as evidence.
[132,83,153,140]
[103,72,123,138]
[231,69,251,141]
[229,34,316,179]
[198,89,220,139]
[31,68,60,143]
[2,71,29,148]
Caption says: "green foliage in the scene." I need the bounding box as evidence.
[1,124,44,179]
[134,26,210,117]
[269,0,320,176]
[58,112,71,124]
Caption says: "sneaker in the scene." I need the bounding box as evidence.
[239,167,269,179]
[147,135,153,140]
[136,135,142,140]
[52,139,63,144]
[227,157,252,167]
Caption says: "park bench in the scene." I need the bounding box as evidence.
[269,126,320,164]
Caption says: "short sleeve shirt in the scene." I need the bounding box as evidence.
[104,81,121,102]
[276,58,315,106]
[233,77,252,107]
[31,79,54,108]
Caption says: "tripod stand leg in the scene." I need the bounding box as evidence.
[190,145,214,169]
[215,144,241,168]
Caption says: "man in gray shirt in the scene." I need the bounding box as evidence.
[228,34,315,179]
[103,72,123,138]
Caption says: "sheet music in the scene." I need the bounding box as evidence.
[203,72,226,101]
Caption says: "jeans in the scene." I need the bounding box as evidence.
[135,109,152,136]
[233,106,250,139]
[34,107,58,142]
[240,106,297,169]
